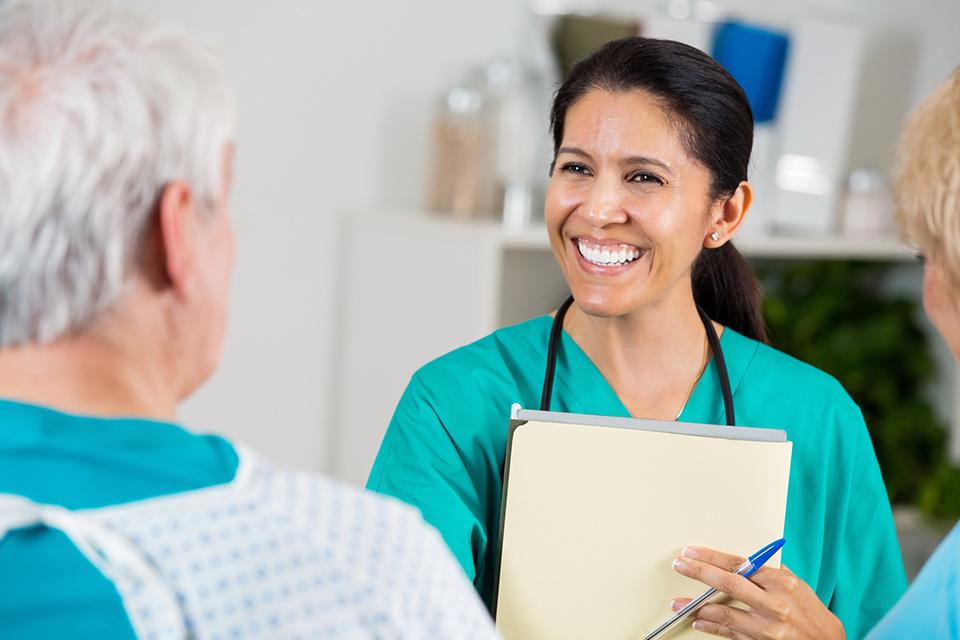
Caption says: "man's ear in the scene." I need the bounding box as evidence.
[705,181,753,248]
[157,180,198,299]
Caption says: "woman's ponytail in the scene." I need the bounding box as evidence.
[692,243,768,343]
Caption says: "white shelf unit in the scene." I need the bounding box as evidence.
[331,212,952,486]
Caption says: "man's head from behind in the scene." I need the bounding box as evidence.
[0,0,236,401]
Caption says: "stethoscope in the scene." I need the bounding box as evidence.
[539,295,737,426]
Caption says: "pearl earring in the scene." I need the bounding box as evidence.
[710,232,720,242]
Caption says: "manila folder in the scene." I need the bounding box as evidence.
[494,412,792,640]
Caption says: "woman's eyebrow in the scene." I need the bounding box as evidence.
[621,155,673,173]
[557,146,673,174]
[556,146,592,160]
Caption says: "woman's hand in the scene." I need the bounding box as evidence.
[670,547,845,640]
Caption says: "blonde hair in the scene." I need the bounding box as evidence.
[894,69,960,284]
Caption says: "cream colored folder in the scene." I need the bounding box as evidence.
[493,408,793,640]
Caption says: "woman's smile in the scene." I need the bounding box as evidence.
[571,236,647,276]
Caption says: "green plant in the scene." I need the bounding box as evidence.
[757,260,960,520]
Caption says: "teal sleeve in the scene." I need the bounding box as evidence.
[866,522,960,639]
[828,406,908,639]
[367,373,492,587]
[0,528,137,639]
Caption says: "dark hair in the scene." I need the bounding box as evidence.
[550,37,768,343]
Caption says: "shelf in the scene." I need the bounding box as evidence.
[500,225,917,262]
[734,234,916,261]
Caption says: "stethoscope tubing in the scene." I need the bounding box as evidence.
[540,295,736,426]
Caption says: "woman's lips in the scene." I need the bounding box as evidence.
[573,237,646,272]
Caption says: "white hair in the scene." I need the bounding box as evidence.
[0,0,235,346]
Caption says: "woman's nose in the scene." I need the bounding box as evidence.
[581,174,629,227]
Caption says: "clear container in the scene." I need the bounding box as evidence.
[427,80,497,219]
[427,58,552,225]
[482,57,552,228]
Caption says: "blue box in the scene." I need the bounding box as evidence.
[712,21,790,123]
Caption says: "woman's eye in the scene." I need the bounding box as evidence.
[560,162,592,176]
[629,172,665,186]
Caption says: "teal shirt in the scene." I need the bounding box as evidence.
[368,316,907,639]
[867,521,960,638]
[0,399,238,639]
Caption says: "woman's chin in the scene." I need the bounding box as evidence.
[569,289,640,319]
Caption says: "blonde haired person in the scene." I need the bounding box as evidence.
[0,1,496,638]
[867,68,960,638]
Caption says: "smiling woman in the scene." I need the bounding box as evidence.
[546,41,765,355]
[545,81,761,421]
[368,37,906,640]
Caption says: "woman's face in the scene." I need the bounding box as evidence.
[923,256,960,360]
[545,89,720,318]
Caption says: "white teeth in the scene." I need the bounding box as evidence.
[577,240,643,267]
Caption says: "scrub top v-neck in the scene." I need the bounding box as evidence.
[367,314,907,639]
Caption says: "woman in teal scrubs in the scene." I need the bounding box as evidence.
[369,38,906,638]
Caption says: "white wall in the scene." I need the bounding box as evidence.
[135,1,526,472]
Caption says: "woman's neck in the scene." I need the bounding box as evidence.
[564,290,718,421]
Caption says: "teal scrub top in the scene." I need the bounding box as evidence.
[866,520,960,638]
[0,398,239,639]
[368,315,907,640]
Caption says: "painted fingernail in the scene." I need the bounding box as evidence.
[681,547,700,559]
[693,620,707,631]
[673,559,688,572]
[670,599,681,611]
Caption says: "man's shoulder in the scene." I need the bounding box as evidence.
[265,461,496,635]
[81,447,494,638]
[0,398,239,508]
[263,457,447,559]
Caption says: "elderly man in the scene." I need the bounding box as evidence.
[0,1,496,638]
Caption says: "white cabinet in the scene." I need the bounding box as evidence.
[331,214,568,486]
[332,212,951,486]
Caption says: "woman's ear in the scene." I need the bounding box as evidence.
[704,181,753,248]
[157,180,199,299]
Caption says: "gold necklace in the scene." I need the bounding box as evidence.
[674,330,711,421]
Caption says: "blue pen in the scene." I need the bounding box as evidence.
[643,538,786,640]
